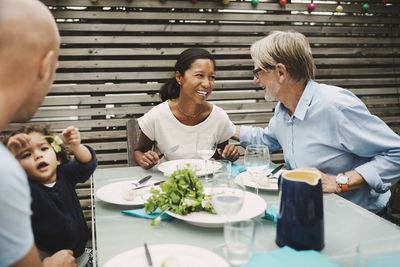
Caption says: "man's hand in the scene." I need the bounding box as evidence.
[6,133,31,156]
[42,249,76,267]
[296,167,340,193]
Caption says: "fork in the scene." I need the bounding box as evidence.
[132,175,152,187]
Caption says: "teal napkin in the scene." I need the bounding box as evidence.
[231,163,246,177]
[231,165,278,178]
[243,246,340,267]
[262,204,279,225]
[121,208,173,221]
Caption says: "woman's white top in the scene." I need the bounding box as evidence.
[138,101,235,160]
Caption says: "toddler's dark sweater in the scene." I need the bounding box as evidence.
[29,146,97,257]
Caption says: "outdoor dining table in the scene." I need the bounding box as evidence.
[92,165,400,266]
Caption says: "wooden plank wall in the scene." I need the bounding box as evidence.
[1,0,399,238]
[3,0,399,168]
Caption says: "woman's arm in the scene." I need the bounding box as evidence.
[133,131,160,169]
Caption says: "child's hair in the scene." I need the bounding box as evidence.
[3,124,71,164]
[159,48,216,102]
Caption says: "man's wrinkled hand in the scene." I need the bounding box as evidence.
[296,167,339,193]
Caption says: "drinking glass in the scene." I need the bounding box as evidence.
[224,220,255,266]
[211,169,246,265]
[213,159,232,180]
[244,144,270,195]
[196,133,217,182]
[211,172,245,219]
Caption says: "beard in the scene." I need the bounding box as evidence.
[263,84,279,102]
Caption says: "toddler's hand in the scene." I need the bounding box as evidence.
[62,126,81,152]
[6,133,31,156]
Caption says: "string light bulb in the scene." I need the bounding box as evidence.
[308,1,316,11]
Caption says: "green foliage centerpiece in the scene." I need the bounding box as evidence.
[144,167,215,226]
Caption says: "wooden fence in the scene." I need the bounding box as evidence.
[1,0,399,237]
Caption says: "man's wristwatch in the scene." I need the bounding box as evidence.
[336,173,349,193]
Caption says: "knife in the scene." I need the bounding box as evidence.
[267,164,284,178]
[131,180,164,191]
[158,144,179,158]
[144,243,153,267]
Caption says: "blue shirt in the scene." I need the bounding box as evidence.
[0,143,34,266]
[240,80,400,213]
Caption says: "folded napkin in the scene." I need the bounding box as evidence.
[262,204,279,225]
[231,164,279,178]
[243,246,340,267]
[121,208,173,221]
[231,163,247,178]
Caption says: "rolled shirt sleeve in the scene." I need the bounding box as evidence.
[337,103,400,193]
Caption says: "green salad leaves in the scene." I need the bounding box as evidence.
[144,168,215,225]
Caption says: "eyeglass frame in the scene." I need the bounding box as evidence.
[252,64,276,79]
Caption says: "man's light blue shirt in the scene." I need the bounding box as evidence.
[240,80,400,213]
[0,143,34,266]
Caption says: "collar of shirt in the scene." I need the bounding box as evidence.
[276,79,316,122]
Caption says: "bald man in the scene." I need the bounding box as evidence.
[0,0,75,266]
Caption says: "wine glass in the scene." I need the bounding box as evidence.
[244,144,270,195]
[196,133,217,182]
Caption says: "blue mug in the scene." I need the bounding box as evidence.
[276,170,324,251]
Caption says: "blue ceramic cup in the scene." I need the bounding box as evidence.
[276,170,324,251]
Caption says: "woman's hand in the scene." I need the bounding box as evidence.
[218,144,239,162]
[137,150,161,169]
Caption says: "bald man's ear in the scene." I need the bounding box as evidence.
[38,50,56,81]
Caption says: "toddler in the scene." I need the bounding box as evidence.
[4,125,97,267]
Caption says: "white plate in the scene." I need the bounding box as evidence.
[166,188,266,228]
[104,243,229,267]
[235,170,284,192]
[158,159,221,176]
[96,180,159,206]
